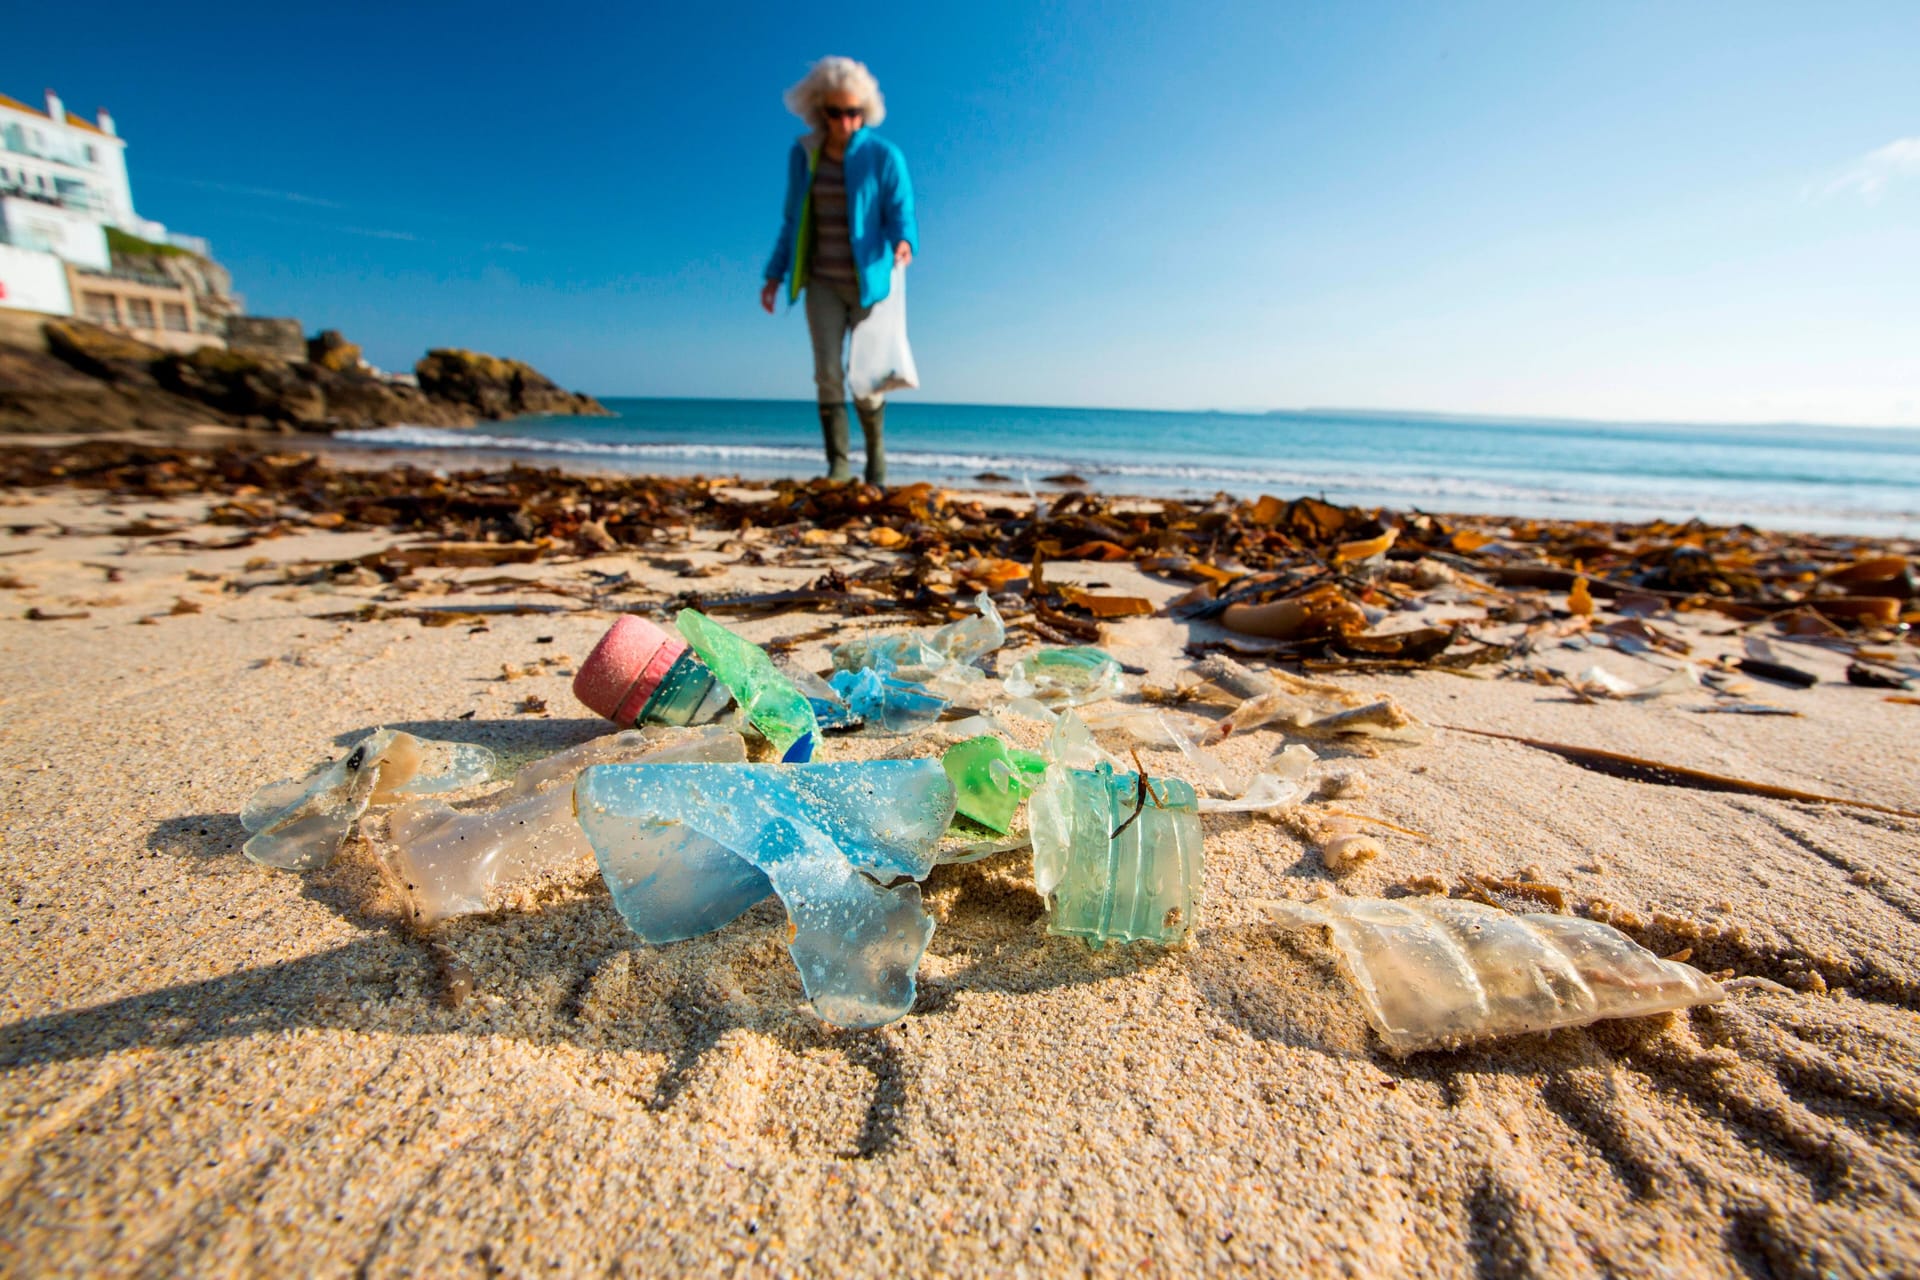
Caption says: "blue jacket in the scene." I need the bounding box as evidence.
[764,129,917,309]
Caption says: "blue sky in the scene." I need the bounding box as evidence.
[11,1,1918,424]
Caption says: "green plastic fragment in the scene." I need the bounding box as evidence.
[675,609,821,761]
[940,735,1048,833]
[1031,762,1203,947]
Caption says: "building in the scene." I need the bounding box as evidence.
[0,87,224,351]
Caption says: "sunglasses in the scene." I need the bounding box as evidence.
[822,105,865,121]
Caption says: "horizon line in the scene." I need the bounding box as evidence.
[575,394,1920,434]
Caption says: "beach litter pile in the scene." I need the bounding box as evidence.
[240,593,1747,1051]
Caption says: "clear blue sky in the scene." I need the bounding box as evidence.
[12,1,1918,424]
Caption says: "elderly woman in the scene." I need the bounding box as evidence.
[760,57,917,487]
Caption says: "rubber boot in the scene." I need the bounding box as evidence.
[818,402,854,482]
[857,402,886,487]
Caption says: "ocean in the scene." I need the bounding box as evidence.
[334,399,1920,538]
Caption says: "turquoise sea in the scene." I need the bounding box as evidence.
[334,399,1920,537]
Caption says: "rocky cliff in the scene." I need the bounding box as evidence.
[414,349,610,419]
[0,322,608,434]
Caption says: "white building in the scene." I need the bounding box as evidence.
[0,89,167,242]
[0,86,221,347]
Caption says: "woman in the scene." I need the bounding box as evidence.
[761,57,917,487]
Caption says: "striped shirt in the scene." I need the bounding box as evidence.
[808,152,856,285]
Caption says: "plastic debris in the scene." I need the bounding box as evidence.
[1030,761,1203,947]
[574,759,957,1027]
[1003,646,1126,707]
[830,667,950,733]
[1195,772,1306,815]
[676,608,821,761]
[1569,663,1700,702]
[830,589,1006,680]
[941,735,1049,833]
[1270,743,1320,779]
[1044,709,1109,770]
[1263,895,1725,1055]
[241,729,495,871]
[381,726,746,926]
[574,615,731,728]
[779,663,866,731]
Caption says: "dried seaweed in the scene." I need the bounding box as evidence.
[0,443,1910,673]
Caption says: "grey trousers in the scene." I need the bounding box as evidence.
[805,280,885,413]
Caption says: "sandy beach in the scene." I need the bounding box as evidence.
[1,448,1917,1277]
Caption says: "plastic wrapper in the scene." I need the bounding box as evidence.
[1263,895,1725,1055]
[575,759,957,1028]
[241,729,496,871]
[381,726,745,926]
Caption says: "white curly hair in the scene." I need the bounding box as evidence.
[783,56,887,131]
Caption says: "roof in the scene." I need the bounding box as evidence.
[0,91,119,140]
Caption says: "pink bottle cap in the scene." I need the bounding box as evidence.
[573,615,689,725]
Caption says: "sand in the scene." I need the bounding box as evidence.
[1,475,1917,1277]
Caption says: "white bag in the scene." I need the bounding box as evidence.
[846,265,920,399]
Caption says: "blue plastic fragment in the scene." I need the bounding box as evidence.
[828,668,950,734]
[574,759,958,1027]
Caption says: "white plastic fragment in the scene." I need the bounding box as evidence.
[1196,772,1307,814]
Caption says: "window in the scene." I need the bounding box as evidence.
[84,144,97,164]
[81,292,118,325]
[125,297,155,328]
[161,303,189,332]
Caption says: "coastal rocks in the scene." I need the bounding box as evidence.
[1,321,603,434]
[307,329,363,373]
[156,347,330,426]
[0,342,212,433]
[42,320,170,384]
[414,348,610,420]
[226,317,307,363]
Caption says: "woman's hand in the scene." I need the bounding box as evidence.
[760,280,780,313]
[894,241,912,268]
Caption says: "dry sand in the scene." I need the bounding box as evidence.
[1,478,1917,1277]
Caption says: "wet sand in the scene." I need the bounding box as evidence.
[1,474,1917,1276]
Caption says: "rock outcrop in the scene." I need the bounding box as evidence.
[0,322,607,435]
[415,349,610,420]
[307,330,363,373]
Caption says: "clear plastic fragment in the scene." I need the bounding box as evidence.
[830,590,1006,680]
[1196,772,1306,814]
[1044,709,1108,770]
[574,760,958,1027]
[1003,646,1126,707]
[1263,895,1725,1055]
[380,726,746,926]
[1030,762,1204,947]
[241,729,496,871]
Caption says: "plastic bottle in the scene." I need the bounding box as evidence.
[675,609,821,762]
[574,616,732,728]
